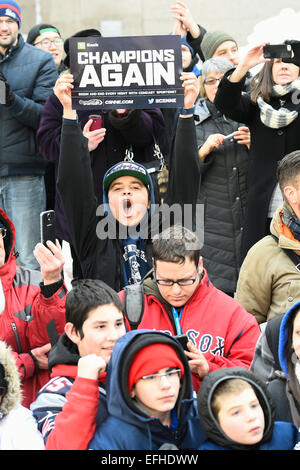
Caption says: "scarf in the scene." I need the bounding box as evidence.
[257,78,300,129]
[282,205,300,242]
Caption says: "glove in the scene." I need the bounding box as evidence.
[282,40,300,68]
[0,71,15,106]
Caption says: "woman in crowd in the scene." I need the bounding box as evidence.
[214,43,300,260]
[194,57,250,296]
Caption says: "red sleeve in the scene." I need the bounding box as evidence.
[28,284,67,348]
[46,376,99,450]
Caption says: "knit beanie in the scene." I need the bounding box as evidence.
[201,30,237,60]
[64,28,101,67]
[26,23,61,45]
[128,343,184,392]
[181,36,196,58]
[0,0,21,28]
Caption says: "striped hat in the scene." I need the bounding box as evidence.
[0,1,22,28]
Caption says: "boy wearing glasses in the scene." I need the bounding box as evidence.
[120,225,260,392]
[27,23,66,72]
[89,330,206,450]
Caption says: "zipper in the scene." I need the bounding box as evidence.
[11,322,22,353]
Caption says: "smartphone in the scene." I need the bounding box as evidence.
[224,132,235,141]
[263,44,292,59]
[89,114,103,131]
[40,210,56,247]
[175,334,189,351]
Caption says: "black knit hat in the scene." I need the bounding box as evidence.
[26,23,61,45]
[64,28,101,67]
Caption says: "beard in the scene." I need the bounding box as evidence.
[0,31,18,51]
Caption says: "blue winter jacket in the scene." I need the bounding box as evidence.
[88,330,206,450]
[0,34,57,176]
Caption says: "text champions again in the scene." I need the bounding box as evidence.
[77,48,176,88]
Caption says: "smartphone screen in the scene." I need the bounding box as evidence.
[263,44,292,59]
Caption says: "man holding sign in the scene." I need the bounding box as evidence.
[54,65,199,291]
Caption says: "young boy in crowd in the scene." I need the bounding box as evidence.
[88,329,206,450]
[197,367,300,450]
[30,278,126,450]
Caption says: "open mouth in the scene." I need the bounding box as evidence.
[122,199,133,217]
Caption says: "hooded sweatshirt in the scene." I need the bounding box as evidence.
[88,330,206,450]
[0,208,67,407]
[197,367,299,450]
[30,332,107,450]
[0,341,44,450]
[57,120,156,291]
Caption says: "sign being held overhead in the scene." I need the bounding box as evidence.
[69,35,184,110]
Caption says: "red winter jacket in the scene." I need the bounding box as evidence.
[120,269,260,391]
[0,209,67,407]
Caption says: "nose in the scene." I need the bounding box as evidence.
[106,326,118,341]
[159,374,172,389]
[170,282,182,294]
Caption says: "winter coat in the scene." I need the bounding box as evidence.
[0,34,57,176]
[197,367,299,450]
[56,115,199,290]
[0,341,44,450]
[235,205,300,324]
[266,301,300,426]
[0,208,67,407]
[37,92,165,242]
[214,69,300,259]
[88,330,206,450]
[119,269,260,392]
[31,333,107,450]
[194,97,248,294]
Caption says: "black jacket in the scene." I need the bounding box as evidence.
[194,98,248,294]
[215,69,300,260]
[58,116,200,291]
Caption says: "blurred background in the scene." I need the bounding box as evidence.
[19,0,300,53]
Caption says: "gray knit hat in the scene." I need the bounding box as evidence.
[201,30,237,60]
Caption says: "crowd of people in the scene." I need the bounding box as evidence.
[1,0,300,452]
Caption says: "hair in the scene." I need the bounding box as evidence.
[277,150,300,198]
[66,279,124,338]
[250,60,276,103]
[286,307,300,373]
[200,57,234,98]
[211,378,254,420]
[152,225,201,267]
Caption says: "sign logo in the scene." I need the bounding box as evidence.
[77,42,86,50]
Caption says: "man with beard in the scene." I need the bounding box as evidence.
[0,1,57,270]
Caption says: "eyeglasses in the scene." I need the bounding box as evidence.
[0,386,7,397]
[155,270,199,287]
[140,369,182,383]
[34,38,64,48]
[204,77,222,86]
[0,228,7,239]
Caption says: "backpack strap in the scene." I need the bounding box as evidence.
[46,318,59,347]
[124,283,145,330]
[270,234,300,272]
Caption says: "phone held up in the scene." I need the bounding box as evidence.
[89,114,103,131]
[175,334,190,352]
[263,44,292,59]
[40,210,56,247]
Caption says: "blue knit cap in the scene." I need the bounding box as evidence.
[0,1,22,29]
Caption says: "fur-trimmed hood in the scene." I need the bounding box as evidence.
[0,341,21,418]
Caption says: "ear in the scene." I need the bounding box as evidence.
[283,185,297,205]
[130,387,136,399]
[197,256,204,273]
[64,322,81,346]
